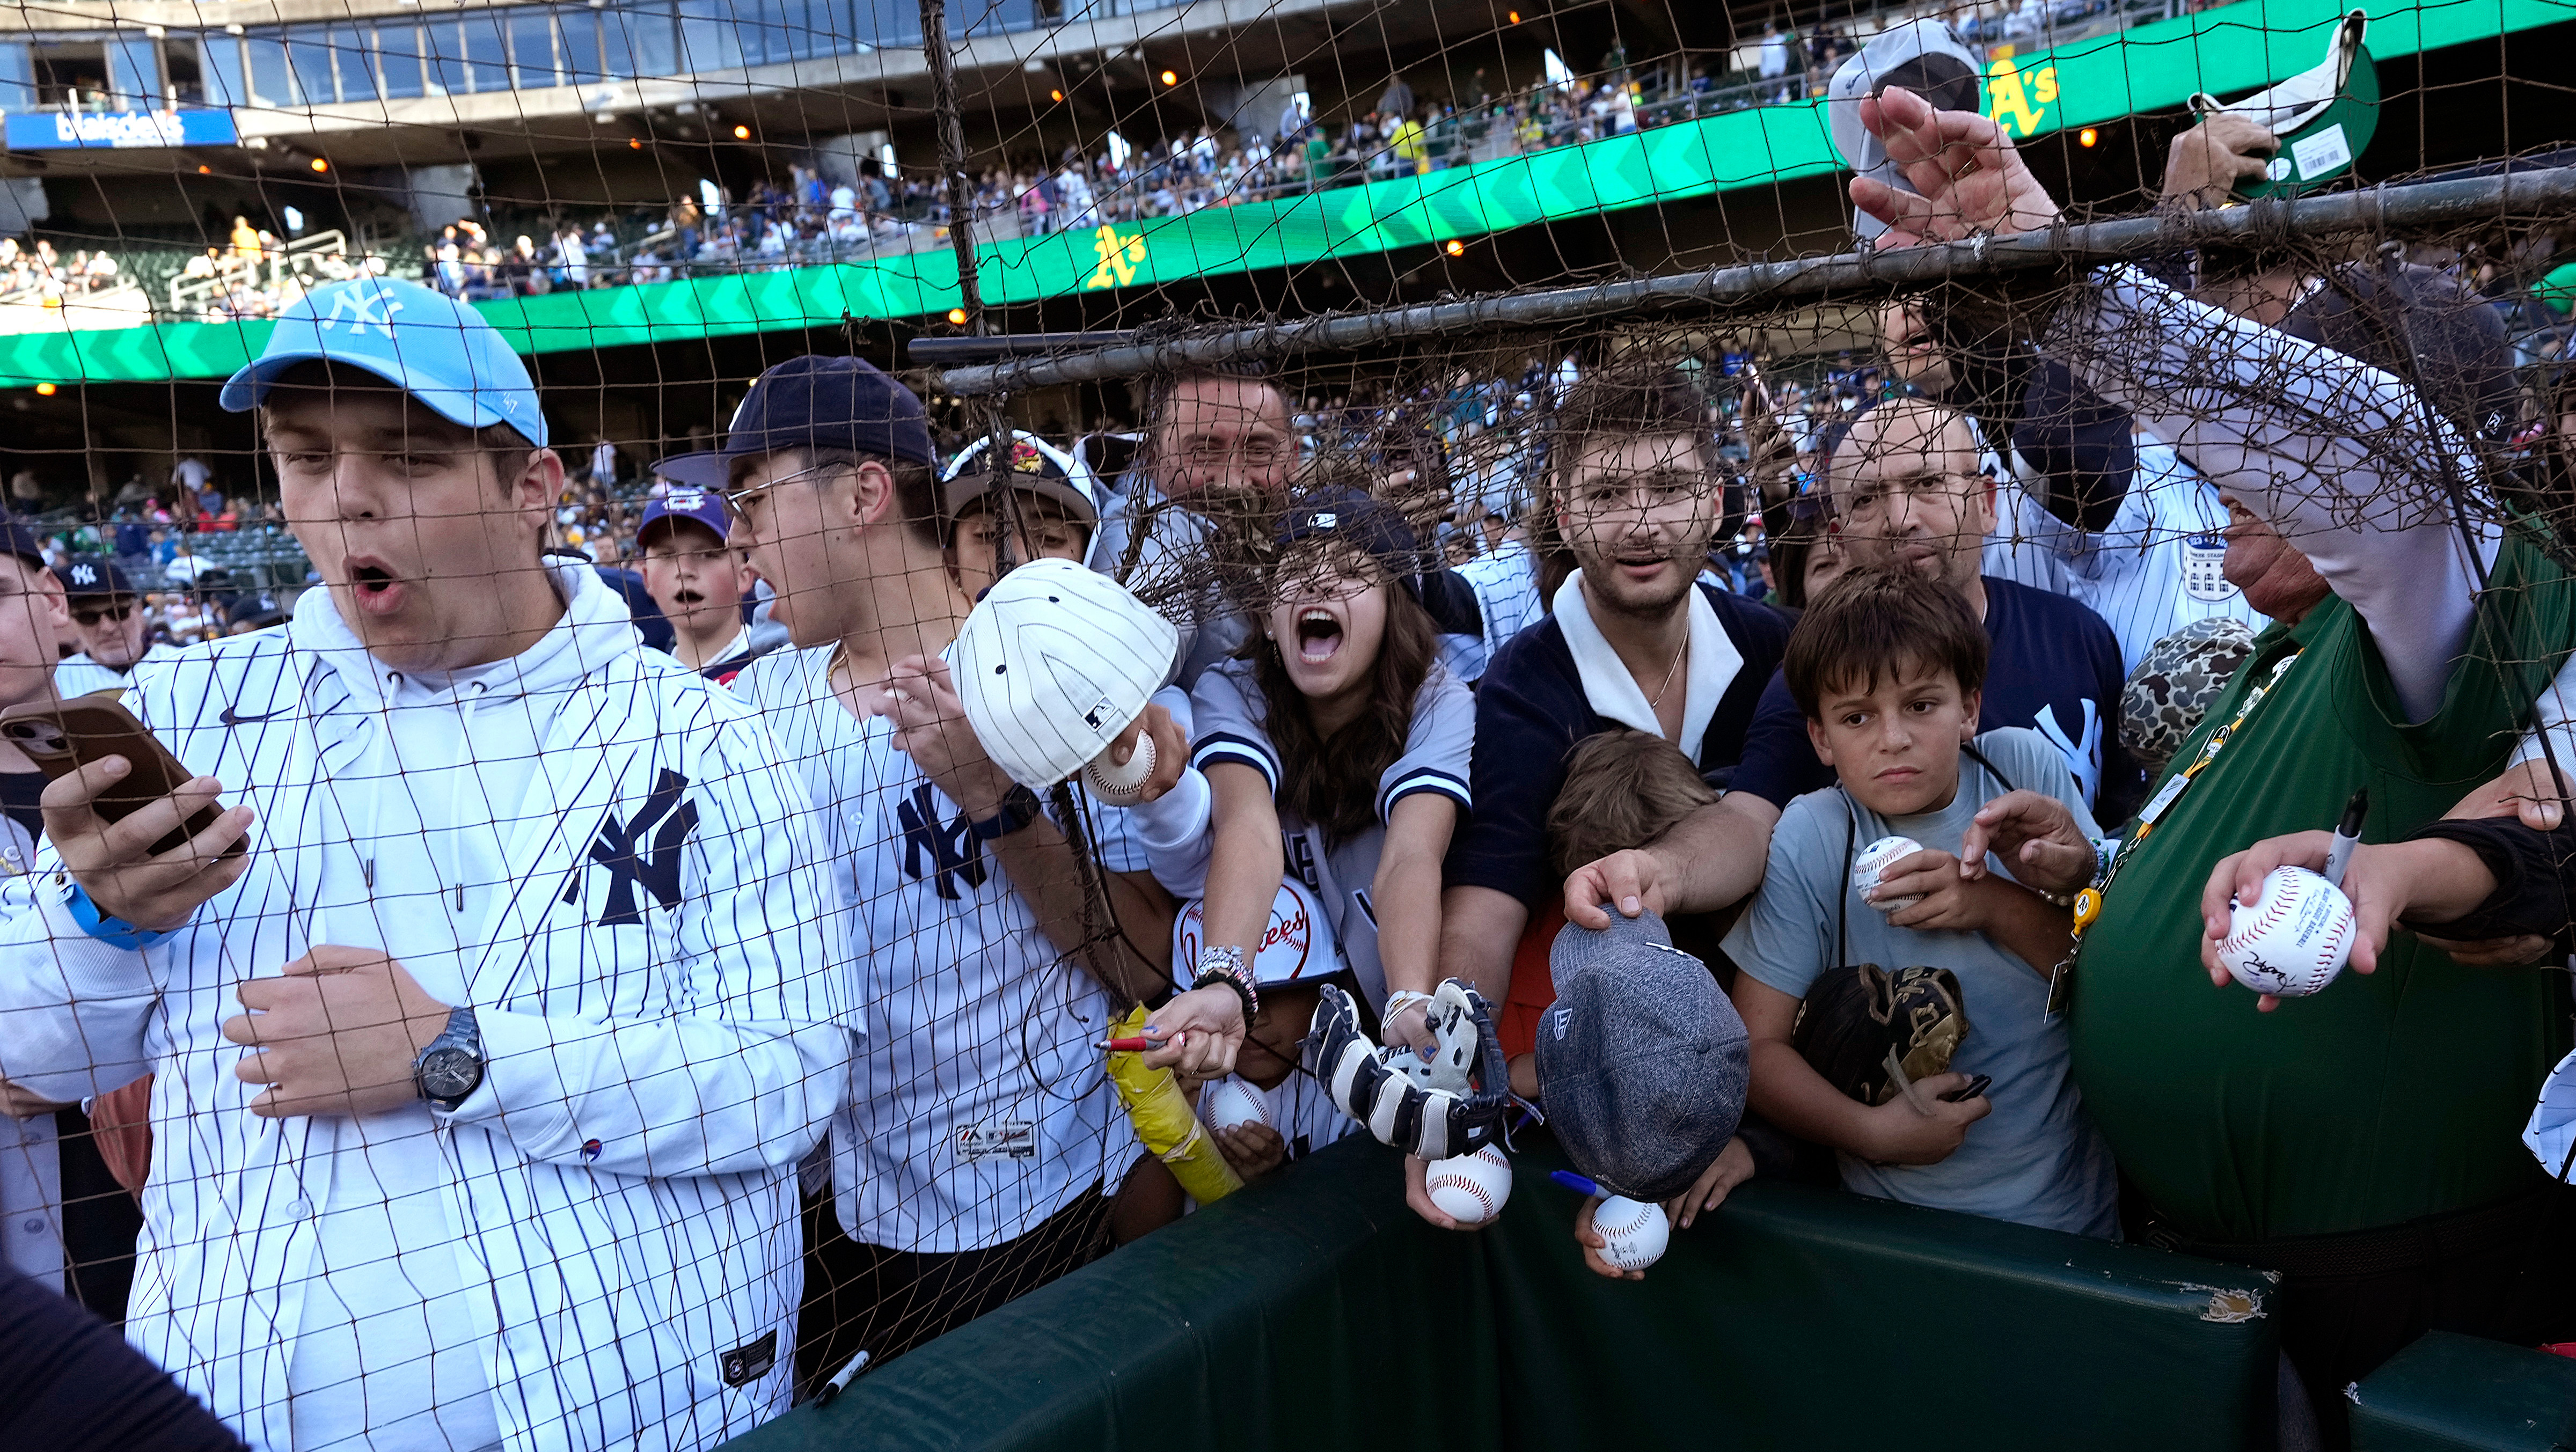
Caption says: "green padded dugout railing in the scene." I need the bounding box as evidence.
[2352,1331,2576,1452]
[728,1130,2300,1452]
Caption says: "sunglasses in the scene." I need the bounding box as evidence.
[71,602,137,626]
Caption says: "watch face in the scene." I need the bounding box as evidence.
[420,1046,481,1102]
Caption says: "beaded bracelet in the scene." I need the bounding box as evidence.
[1192,944,1258,1021]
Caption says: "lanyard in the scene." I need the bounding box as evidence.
[2071,649,2302,941]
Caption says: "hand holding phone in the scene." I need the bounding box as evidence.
[1,698,255,933]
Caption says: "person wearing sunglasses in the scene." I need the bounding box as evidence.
[48,558,174,698]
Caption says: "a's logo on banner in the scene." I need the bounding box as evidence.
[1085,225,1147,290]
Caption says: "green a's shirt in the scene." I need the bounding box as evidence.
[2072,529,2576,1244]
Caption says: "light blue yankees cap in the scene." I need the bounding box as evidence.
[219,277,548,447]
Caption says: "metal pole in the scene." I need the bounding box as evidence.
[935,168,2576,395]
[916,0,986,335]
[914,0,1024,583]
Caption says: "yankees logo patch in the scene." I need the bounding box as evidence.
[565,768,699,926]
[896,782,988,900]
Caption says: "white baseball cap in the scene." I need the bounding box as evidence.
[1171,877,1343,989]
[951,557,1180,789]
[1825,19,1985,241]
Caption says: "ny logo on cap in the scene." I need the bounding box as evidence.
[319,285,405,340]
[69,563,96,585]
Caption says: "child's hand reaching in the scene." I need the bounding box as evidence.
[1212,1122,1286,1181]
[1570,1196,1657,1282]
[1662,1135,1755,1230]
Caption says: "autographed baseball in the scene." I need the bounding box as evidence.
[1854,835,1927,912]
[1201,1077,1274,1134]
[1082,730,1155,805]
[2219,866,2357,998]
[1424,1146,1513,1226]
[1594,1194,1670,1271]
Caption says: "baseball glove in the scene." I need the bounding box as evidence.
[1309,979,1513,1162]
[1790,962,1970,1107]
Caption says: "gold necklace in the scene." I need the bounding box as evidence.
[1648,628,1689,707]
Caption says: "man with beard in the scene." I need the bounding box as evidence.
[1565,395,2133,932]
[1426,365,1789,1219]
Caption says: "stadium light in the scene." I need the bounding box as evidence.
[309,156,330,173]
[1160,69,1180,86]
[196,164,211,174]
[1444,239,1465,256]
[1508,10,1520,21]
[629,138,645,150]
[1050,89,1064,103]
[947,307,970,326]
[734,124,752,140]
[2079,127,2099,147]
[33,383,54,396]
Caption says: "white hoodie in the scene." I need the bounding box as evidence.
[0,560,849,1451]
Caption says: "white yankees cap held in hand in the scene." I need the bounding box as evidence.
[952,558,1179,790]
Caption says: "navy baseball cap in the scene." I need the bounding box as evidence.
[1275,486,1429,586]
[651,355,935,491]
[218,277,548,447]
[1536,907,1750,1202]
[52,555,131,597]
[0,517,44,571]
[636,486,734,548]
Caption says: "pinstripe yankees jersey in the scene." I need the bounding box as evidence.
[1982,437,2264,672]
[1455,540,1545,668]
[51,642,179,700]
[738,644,1147,1255]
[1184,658,1474,1010]
[0,562,849,1452]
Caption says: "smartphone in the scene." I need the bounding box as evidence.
[0,696,244,859]
[1940,1074,1992,1103]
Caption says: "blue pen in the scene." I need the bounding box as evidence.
[1549,1169,1602,1197]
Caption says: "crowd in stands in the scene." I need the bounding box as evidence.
[0,236,123,304]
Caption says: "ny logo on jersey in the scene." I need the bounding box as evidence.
[2035,698,2104,807]
[898,783,988,900]
[565,768,699,927]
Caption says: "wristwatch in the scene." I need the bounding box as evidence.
[965,783,1043,841]
[414,1006,484,1112]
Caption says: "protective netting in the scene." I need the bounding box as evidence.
[0,0,2567,1446]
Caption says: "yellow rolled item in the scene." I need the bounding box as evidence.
[1104,1002,1243,1204]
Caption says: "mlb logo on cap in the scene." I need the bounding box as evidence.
[950,558,1177,790]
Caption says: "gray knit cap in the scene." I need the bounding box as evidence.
[1535,907,1751,1201]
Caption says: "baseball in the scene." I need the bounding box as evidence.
[1201,1078,1274,1134]
[2219,866,2357,998]
[1594,1194,1670,1271]
[1423,1145,1512,1226]
[1082,729,1156,805]
[1854,835,1927,912]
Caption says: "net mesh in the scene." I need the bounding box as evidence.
[0,0,2568,1443]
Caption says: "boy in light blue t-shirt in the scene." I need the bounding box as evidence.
[1721,568,2116,1237]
